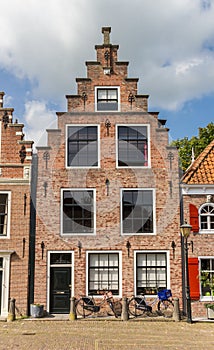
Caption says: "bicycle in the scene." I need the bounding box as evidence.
[75,290,122,318]
[128,289,174,318]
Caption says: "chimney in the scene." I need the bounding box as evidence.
[102,27,111,45]
[0,92,5,108]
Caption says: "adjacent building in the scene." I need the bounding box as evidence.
[181,139,214,318]
[0,92,33,318]
[33,27,182,314]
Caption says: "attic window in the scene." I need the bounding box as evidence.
[96,88,119,111]
[199,203,214,232]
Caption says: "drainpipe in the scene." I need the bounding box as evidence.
[28,153,38,315]
[179,170,186,316]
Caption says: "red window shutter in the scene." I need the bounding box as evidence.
[188,257,200,300]
[189,204,199,233]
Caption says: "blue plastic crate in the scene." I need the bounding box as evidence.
[157,289,172,301]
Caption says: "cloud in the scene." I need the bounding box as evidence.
[1,0,214,142]
[23,100,56,147]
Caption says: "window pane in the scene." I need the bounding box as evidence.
[0,194,8,235]
[122,190,153,234]
[136,253,167,295]
[63,190,94,234]
[88,253,119,295]
[118,126,148,167]
[67,126,98,167]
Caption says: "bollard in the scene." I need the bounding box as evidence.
[7,298,16,322]
[69,297,77,321]
[173,297,180,321]
[121,297,129,321]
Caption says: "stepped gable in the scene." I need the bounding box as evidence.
[181,139,214,184]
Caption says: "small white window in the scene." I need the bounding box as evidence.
[0,192,11,238]
[95,87,120,111]
[199,203,214,232]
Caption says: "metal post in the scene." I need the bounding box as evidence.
[184,237,192,323]
[7,298,16,322]
[121,297,129,321]
[69,297,77,321]
[173,297,180,321]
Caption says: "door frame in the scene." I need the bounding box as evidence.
[47,250,74,313]
[0,251,13,318]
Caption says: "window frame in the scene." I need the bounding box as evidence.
[134,250,170,297]
[199,256,214,301]
[95,86,120,112]
[120,188,156,236]
[66,124,100,169]
[116,124,150,168]
[199,203,214,234]
[86,251,122,297]
[61,188,96,236]
[0,191,11,239]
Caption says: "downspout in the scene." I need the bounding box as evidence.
[179,170,186,316]
[28,153,38,315]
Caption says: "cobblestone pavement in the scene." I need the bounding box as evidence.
[0,318,214,350]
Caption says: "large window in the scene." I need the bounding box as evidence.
[199,203,214,232]
[88,253,119,295]
[62,190,95,235]
[117,125,148,167]
[136,252,167,295]
[67,125,98,167]
[121,189,154,235]
[0,193,10,237]
[96,88,118,111]
[200,258,214,298]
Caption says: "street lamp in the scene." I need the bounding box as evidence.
[180,222,192,323]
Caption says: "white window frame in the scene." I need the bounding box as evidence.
[65,124,100,169]
[95,86,120,112]
[134,250,170,297]
[47,250,74,313]
[61,188,96,236]
[199,256,214,301]
[120,188,156,236]
[86,250,122,298]
[0,191,11,239]
[116,124,151,168]
[199,203,214,234]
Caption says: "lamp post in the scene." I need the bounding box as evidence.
[180,222,192,323]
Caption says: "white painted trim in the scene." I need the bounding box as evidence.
[181,184,214,195]
[115,124,151,169]
[94,86,121,112]
[0,191,11,239]
[133,250,170,297]
[86,250,122,298]
[47,250,74,313]
[120,188,156,236]
[60,188,96,236]
[65,124,100,169]
[0,253,12,317]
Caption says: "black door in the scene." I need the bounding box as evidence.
[50,267,71,313]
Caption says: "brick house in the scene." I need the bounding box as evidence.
[181,139,214,318]
[34,27,182,314]
[0,92,33,318]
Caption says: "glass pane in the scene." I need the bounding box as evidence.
[90,254,98,266]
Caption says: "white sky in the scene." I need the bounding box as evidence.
[0,0,214,145]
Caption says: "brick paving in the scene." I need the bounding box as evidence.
[0,318,214,350]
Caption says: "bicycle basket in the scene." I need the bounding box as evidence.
[157,289,172,301]
[82,297,94,306]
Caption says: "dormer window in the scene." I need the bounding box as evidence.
[96,87,119,111]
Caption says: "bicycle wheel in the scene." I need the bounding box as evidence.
[75,298,93,318]
[128,298,147,317]
[157,300,174,317]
